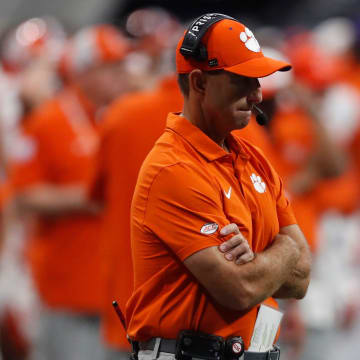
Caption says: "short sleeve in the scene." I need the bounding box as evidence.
[143,162,230,261]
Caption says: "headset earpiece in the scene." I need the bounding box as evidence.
[197,44,208,62]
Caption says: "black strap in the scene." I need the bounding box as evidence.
[180,13,236,59]
[139,338,280,360]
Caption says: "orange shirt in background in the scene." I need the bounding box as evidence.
[312,165,360,215]
[8,85,102,313]
[270,106,360,252]
[90,76,183,349]
[126,113,297,348]
[270,107,315,180]
[269,107,319,251]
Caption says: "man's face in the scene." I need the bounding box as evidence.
[81,61,132,107]
[202,70,262,133]
[20,56,60,109]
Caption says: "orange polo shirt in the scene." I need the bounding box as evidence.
[8,85,102,313]
[90,75,183,348]
[126,113,297,348]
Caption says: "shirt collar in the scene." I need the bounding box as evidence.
[165,113,249,162]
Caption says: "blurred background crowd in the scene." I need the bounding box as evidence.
[1,1,360,360]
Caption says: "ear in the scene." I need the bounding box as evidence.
[188,69,206,96]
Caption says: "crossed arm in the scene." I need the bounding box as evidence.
[184,223,311,311]
[145,162,311,311]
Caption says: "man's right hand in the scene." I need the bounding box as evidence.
[218,223,254,265]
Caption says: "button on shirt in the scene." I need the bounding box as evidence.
[126,112,296,348]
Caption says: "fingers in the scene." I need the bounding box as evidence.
[219,223,254,265]
[219,233,243,253]
[220,223,240,236]
[219,223,242,253]
[221,236,253,263]
[235,248,254,265]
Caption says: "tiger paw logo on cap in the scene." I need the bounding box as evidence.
[239,27,260,53]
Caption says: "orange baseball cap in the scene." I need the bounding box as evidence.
[59,24,130,78]
[176,17,291,77]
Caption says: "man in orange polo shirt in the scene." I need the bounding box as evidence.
[126,14,311,360]
[8,25,131,360]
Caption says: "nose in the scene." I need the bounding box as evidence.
[247,85,262,105]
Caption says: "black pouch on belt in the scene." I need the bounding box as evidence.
[176,330,224,360]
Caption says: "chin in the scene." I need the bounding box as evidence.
[234,116,251,130]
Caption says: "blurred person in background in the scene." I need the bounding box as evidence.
[7,24,132,360]
[304,17,360,360]
[123,7,183,90]
[0,16,66,172]
[259,21,360,359]
[0,17,67,360]
[88,8,183,360]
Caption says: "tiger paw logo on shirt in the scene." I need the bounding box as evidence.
[250,173,266,193]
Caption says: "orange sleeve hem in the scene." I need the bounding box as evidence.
[176,236,221,262]
[278,211,297,228]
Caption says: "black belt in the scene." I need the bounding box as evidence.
[139,338,280,360]
[139,338,177,354]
